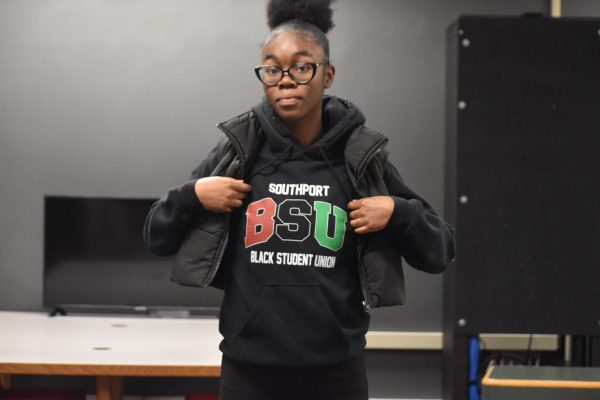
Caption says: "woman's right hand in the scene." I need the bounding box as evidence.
[194,177,252,213]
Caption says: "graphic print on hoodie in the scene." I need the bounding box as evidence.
[218,97,370,367]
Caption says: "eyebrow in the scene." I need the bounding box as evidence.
[263,50,315,62]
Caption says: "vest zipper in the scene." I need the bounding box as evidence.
[199,123,247,286]
[348,136,387,311]
[216,122,247,178]
[356,136,388,179]
[200,214,230,287]
[356,239,372,311]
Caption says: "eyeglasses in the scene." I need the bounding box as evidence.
[254,61,329,86]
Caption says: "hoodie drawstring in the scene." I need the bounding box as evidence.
[318,146,354,202]
[247,143,295,179]
[246,142,354,203]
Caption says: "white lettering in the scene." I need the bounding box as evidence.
[250,250,274,264]
[275,252,314,267]
[314,255,336,269]
[268,183,331,197]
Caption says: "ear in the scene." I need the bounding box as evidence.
[324,63,335,89]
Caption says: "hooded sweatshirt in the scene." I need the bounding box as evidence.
[218,96,370,366]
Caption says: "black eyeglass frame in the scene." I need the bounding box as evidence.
[254,61,330,86]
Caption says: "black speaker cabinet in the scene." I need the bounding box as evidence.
[443,15,600,399]
[445,15,600,335]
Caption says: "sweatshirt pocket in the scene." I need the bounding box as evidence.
[232,283,349,366]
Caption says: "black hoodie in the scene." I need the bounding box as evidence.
[144,95,454,366]
[217,97,370,366]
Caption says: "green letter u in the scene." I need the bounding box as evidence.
[314,201,347,252]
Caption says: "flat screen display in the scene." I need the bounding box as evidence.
[44,196,223,314]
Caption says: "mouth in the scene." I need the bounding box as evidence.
[276,96,301,106]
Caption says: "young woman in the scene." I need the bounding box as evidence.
[144,1,454,399]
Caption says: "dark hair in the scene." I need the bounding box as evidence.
[264,0,335,58]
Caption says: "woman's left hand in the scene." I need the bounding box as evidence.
[347,196,394,234]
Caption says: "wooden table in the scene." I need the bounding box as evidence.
[0,311,222,400]
[482,365,600,399]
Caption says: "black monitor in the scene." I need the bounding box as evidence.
[43,196,222,316]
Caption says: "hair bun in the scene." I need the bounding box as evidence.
[267,0,335,33]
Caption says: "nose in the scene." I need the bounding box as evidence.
[277,70,297,88]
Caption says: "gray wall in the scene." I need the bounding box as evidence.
[562,0,600,16]
[0,0,549,330]
[4,0,599,398]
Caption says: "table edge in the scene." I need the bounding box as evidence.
[0,363,221,377]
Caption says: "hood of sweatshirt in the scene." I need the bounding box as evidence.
[252,95,366,157]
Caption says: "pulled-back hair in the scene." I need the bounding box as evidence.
[264,0,336,58]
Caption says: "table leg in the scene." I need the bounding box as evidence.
[0,374,12,389]
[97,376,123,400]
[110,376,123,400]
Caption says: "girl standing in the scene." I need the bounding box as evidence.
[145,1,454,399]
